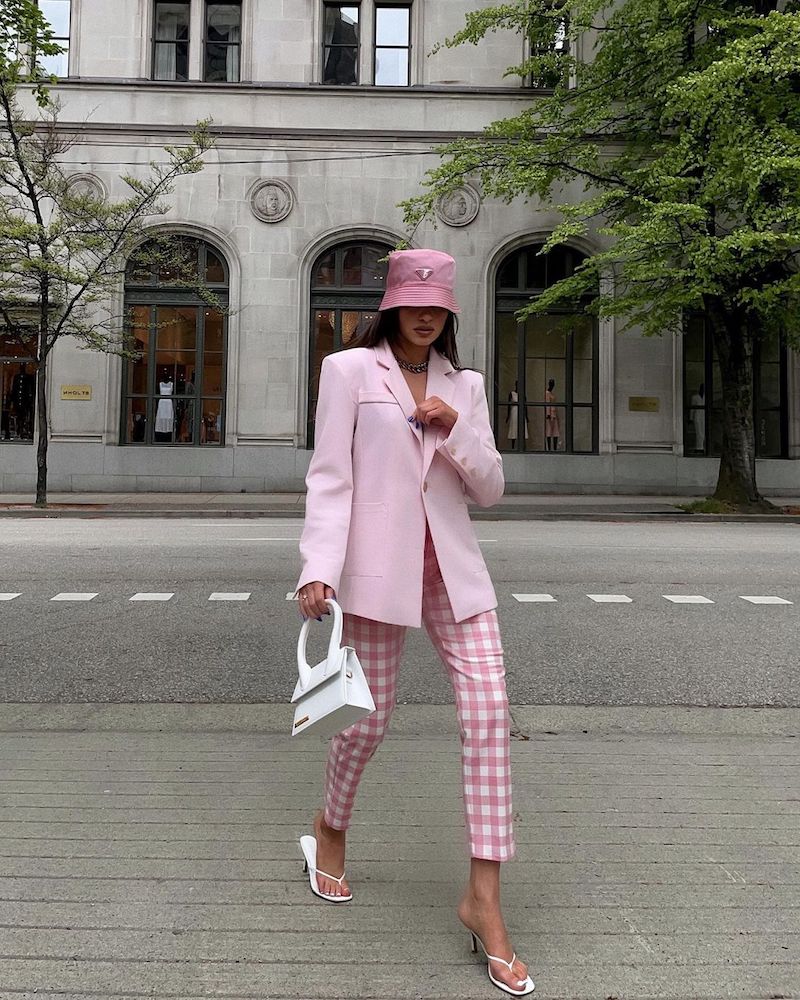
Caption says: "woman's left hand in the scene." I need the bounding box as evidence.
[412,396,458,431]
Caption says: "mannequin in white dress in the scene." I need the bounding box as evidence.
[690,383,706,452]
[155,378,174,440]
[506,382,528,445]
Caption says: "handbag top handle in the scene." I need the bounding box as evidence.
[296,598,344,693]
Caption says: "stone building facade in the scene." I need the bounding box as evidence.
[2,0,798,493]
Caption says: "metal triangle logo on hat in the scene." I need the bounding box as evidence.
[415,268,434,280]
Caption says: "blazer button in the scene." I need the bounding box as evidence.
[422,481,428,493]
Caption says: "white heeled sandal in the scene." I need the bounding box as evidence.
[470,931,535,996]
[299,834,352,903]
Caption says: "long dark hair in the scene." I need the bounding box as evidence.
[347,308,461,370]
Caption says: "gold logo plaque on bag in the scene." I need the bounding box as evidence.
[294,716,310,728]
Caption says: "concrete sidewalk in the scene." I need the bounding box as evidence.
[0,704,797,999]
[2,490,800,521]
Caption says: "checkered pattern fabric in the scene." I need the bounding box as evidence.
[323,529,515,862]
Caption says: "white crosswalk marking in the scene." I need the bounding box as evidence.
[663,595,715,604]
[51,593,98,602]
[286,592,298,601]
[129,593,174,602]
[209,592,251,601]
[588,594,633,603]
[513,594,557,603]
[0,593,21,601]
[740,596,793,605]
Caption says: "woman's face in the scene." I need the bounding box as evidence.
[396,306,449,353]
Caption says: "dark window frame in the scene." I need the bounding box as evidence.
[494,244,599,455]
[322,1,361,85]
[121,240,229,448]
[373,2,412,87]
[152,0,191,82]
[203,0,242,83]
[682,314,788,459]
[307,239,391,446]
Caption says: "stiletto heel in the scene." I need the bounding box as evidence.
[299,834,352,903]
[467,930,535,996]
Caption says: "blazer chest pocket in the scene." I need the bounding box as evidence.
[358,390,397,404]
[344,501,387,578]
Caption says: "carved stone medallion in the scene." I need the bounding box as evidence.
[435,184,480,227]
[250,178,295,223]
[66,173,106,202]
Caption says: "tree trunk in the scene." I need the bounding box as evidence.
[35,348,48,507]
[706,306,768,509]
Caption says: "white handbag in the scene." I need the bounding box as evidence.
[291,598,376,738]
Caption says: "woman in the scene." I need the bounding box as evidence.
[295,249,534,997]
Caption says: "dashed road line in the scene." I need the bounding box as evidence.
[740,595,793,605]
[587,594,633,603]
[50,593,98,602]
[0,593,21,601]
[209,592,251,601]
[663,595,715,604]
[129,593,174,602]
[513,594,557,603]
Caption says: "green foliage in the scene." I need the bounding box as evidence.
[403,0,800,343]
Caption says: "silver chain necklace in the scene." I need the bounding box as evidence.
[393,354,428,374]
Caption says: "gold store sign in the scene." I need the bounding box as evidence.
[628,396,660,412]
[61,384,92,401]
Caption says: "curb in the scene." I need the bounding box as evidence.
[1,505,800,523]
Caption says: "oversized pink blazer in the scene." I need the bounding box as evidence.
[295,339,505,627]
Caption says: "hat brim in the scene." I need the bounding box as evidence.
[378,284,460,314]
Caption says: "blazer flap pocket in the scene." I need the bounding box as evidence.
[358,390,397,404]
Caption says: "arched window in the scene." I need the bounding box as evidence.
[495,243,598,454]
[308,239,390,444]
[122,237,229,446]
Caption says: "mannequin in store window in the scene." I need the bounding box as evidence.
[505,381,528,447]
[545,378,560,452]
[11,363,36,440]
[155,367,175,442]
[690,383,706,453]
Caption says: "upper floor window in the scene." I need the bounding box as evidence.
[527,6,569,89]
[153,1,190,81]
[322,2,413,86]
[374,4,411,86]
[151,0,241,82]
[323,4,360,84]
[205,2,241,82]
[37,0,71,77]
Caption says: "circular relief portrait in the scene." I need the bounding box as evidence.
[435,184,481,227]
[250,178,295,224]
[66,173,107,203]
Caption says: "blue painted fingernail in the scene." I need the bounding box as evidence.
[407,416,414,422]
[317,616,323,622]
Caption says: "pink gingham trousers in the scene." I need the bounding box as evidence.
[323,530,515,862]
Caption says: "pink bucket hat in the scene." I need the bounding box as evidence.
[378,249,460,314]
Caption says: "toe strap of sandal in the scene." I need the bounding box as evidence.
[315,867,346,885]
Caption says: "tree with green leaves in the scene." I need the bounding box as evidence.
[1,0,216,505]
[404,0,800,509]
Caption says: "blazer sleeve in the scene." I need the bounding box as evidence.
[436,371,505,508]
[296,355,357,594]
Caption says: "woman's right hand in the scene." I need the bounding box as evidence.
[298,581,336,620]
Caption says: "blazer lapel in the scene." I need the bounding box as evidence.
[422,349,456,476]
[374,341,423,444]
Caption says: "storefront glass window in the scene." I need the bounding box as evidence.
[495,244,598,453]
[682,314,787,458]
[122,238,228,446]
[1,330,38,443]
[308,239,390,445]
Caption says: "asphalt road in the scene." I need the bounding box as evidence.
[2,517,799,706]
